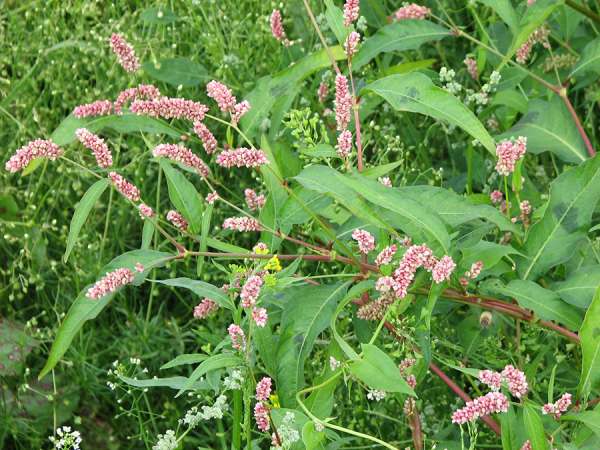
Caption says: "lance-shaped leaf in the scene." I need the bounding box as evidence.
[551,265,600,309]
[353,20,450,70]
[39,250,173,379]
[275,282,350,407]
[176,353,242,397]
[364,73,496,154]
[518,155,600,280]
[143,57,208,87]
[562,411,600,438]
[159,159,203,234]
[324,0,350,45]
[64,178,110,262]
[570,37,600,78]
[523,402,550,450]
[120,375,209,391]
[476,0,518,33]
[578,286,600,397]
[153,277,235,310]
[496,98,587,164]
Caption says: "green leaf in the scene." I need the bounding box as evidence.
[461,241,521,271]
[362,161,403,179]
[489,280,583,331]
[153,277,234,310]
[119,375,208,391]
[64,178,109,262]
[160,353,208,370]
[571,37,600,78]
[302,421,327,450]
[143,58,208,87]
[551,266,600,309]
[196,203,213,277]
[578,286,600,397]
[500,405,519,450]
[176,353,242,397]
[496,98,587,164]
[140,7,178,24]
[39,250,172,379]
[562,412,600,438]
[353,20,450,70]
[364,73,496,155]
[275,282,350,407]
[159,159,203,234]
[519,156,600,280]
[324,0,350,46]
[51,113,180,147]
[348,344,415,395]
[279,187,332,231]
[477,0,518,33]
[141,219,154,250]
[523,402,550,450]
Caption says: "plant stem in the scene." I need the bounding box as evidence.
[566,0,600,25]
[301,0,341,75]
[232,390,242,449]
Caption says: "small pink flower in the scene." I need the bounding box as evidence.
[336,130,353,158]
[256,377,272,401]
[501,364,529,399]
[431,255,456,283]
[405,374,417,389]
[75,128,112,168]
[344,31,361,58]
[241,275,264,308]
[244,188,266,211]
[542,393,572,419]
[252,307,268,327]
[193,122,218,154]
[254,402,270,431]
[216,148,269,168]
[520,200,532,216]
[343,0,360,26]
[375,245,397,266]
[5,139,63,173]
[153,143,210,178]
[167,210,188,231]
[207,80,237,113]
[138,203,155,218]
[73,100,113,118]
[228,324,246,351]
[466,260,484,279]
[194,298,218,319]
[495,136,527,176]
[135,262,144,273]
[490,190,503,204]
[131,97,208,122]
[223,216,261,232]
[521,441,532,450]
[253,242,269,253]
[399,358,416,374]
[393,3,431,21]
[516,27,550,64]
[378,176,392,187]
[335,75,352,131]
[109,33,140,73]
[392,244,436,298]
[451,392,509,424]
[317,82,328,103]
[206,192,219,204]
[352,229,375,254]
[464,56,478,80]
[375,276,396,293]
[86,267,134,299]
[270,10,291,46]
[232,100,251,124]
[479,369,502,391]
[114,84,161,115]
[108,171,141,202]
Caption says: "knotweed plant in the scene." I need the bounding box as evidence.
[5,1,600,449]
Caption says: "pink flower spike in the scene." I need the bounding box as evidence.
[501,364,529,399]
[223,216,261,232]
[393,3,431,21]
[254,402,270,431]
[114,84,161,115]
[375,276,395,293]
[521,441,532,450]
[135,262,144,273]
[479,369,502,391]
[375,245,397,266]
[138,203,155,219]
[232,100,251,124]
[153,143,210,178]
[216,148,269,168]
[343,0,360,26]
[256,377,272,402]
[451,391,509,424]
[352,229,375,254]
[228,324,246,351]
[206,80,237,113]
[86,267,134,299]
[270,10,291,46]
[75,128,113,168]
[130,97,208,122]
[252,307,268,328]
[5,139,63,173]
[334,75,352,131]
[73,100,113,118]
[167,210,188,231]
[108,171,141,202]
[344,31,361,58]
[378,176,392,187]
[244,188,266,211]
[542,393,572,419]
[317,82,328,103]
[495,136,527,176]
[206,192,219,204]
[109,33,140,73]
[432,255,456,283]
[464,56,478,80]
[194,298,218,319]
[490,190,503,204]
[241,275,264,308]
[466,260,484,279]
[392,244,436,298]
[337,130,353,158]
[399,358,416,374]
[193,122,218,154]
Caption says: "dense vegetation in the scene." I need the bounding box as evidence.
[2,1,600,449]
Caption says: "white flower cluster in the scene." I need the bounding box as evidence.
[223,369,244,390]
[48,426,82,450]
[367,389,387,401]
[439,67,462,94]
[272,412,300,449]
[181,395,229,429]
[152,430,177,450]
[465,70,501,110]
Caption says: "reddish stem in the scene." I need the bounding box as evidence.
[558,89,596,157]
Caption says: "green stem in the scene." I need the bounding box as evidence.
[232,390,242,449]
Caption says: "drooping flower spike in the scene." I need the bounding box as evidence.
[114,84,161,114]
[393,3,431,21]
[255,377,272,402]
[5,139,63,173]
[131,97,208,122]
[352,229,375,254]
[343,0,360,26]
[336,130,353,158]
[334,75,352,131]
[344,31,361,58]
[270,10,291,46]
[194,298,218,319]
[152,143,210,178]
[86,267,134,299]
[244,188,266,211]
[75,128,113,168]
[223,216,262,232]
[216,148,269,168]
[240,274,264,308]
[109,33,140,73]
[193,122,218,154]
[495,136,527,176]
[73,99,113,118]
[451,391,509,424]
[252,307,268,327]
[167,210,188,231]
[108,171,141,202]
